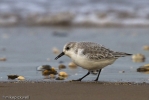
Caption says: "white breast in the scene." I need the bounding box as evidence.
[71,52,117,71]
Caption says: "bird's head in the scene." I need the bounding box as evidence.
[55,42,77,60]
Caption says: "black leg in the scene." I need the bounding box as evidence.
[73,71,90,81]
[94,69,102,81]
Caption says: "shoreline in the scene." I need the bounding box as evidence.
[0,81,149,85]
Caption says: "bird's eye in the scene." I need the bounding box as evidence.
[66,47,70,50]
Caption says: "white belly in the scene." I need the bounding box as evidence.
[71,54,117,71]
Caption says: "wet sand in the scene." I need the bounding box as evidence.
[0,27,149,100]
[0,27,149,82]
[0,81,149,100]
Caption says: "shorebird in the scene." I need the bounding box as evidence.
[55,42,132,81]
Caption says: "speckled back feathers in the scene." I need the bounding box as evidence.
[65,42,132,60]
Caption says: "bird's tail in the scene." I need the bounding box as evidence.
[113,52,132,58]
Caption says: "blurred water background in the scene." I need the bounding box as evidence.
[0,0,149,26]
[0,0,149,82]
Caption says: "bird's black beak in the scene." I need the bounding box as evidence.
[55,52,65,60]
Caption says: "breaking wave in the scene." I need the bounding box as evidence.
[0,0,149,27]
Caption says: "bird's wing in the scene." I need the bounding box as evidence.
[77,42,115,60]
[77,42,132,60]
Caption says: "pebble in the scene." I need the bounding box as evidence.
[137,64,149,72]
[17,76,25,80]
[0,57,6,61]
[59,71,68,77]
[143,45,149,51]
[51,67,58,75]
[132,53,145,62]
[49,74,56,79]
[52,31,68,37]
[52,47,60,54]
[68,62,77,68]
[37,65,51,71]
[119,71,125,73]
[42,67,57,76]
[58,64,66,69]
[7,75,19,79]
[42,70,50,76]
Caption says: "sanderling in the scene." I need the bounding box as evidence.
[55,42,132,81]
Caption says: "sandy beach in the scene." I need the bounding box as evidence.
[0,81,149,100]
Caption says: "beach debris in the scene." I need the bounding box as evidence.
[52,31,68,37]
[17,76,25,80]
[42,70,51,76]
[52,47,60,54]
[137,64,149,72]
[37,65,51,71]
[49,74,56,79]
[56,71,68,80]
[7,75,19,79]
[37,65,58,76]
[68,62,77,69]
[91,70,98,75]
[56,76,65,80]
[132,53,145,62]
[143,45,149,51]
[0,57,6,61]
[58,64,66,69]
[119,71,125,73]
[51,67,58,75]
[59,71,68,77]
[42,67,57,76]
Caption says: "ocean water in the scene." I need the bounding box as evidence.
[0,0,149,26]
[0,26,149,82]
